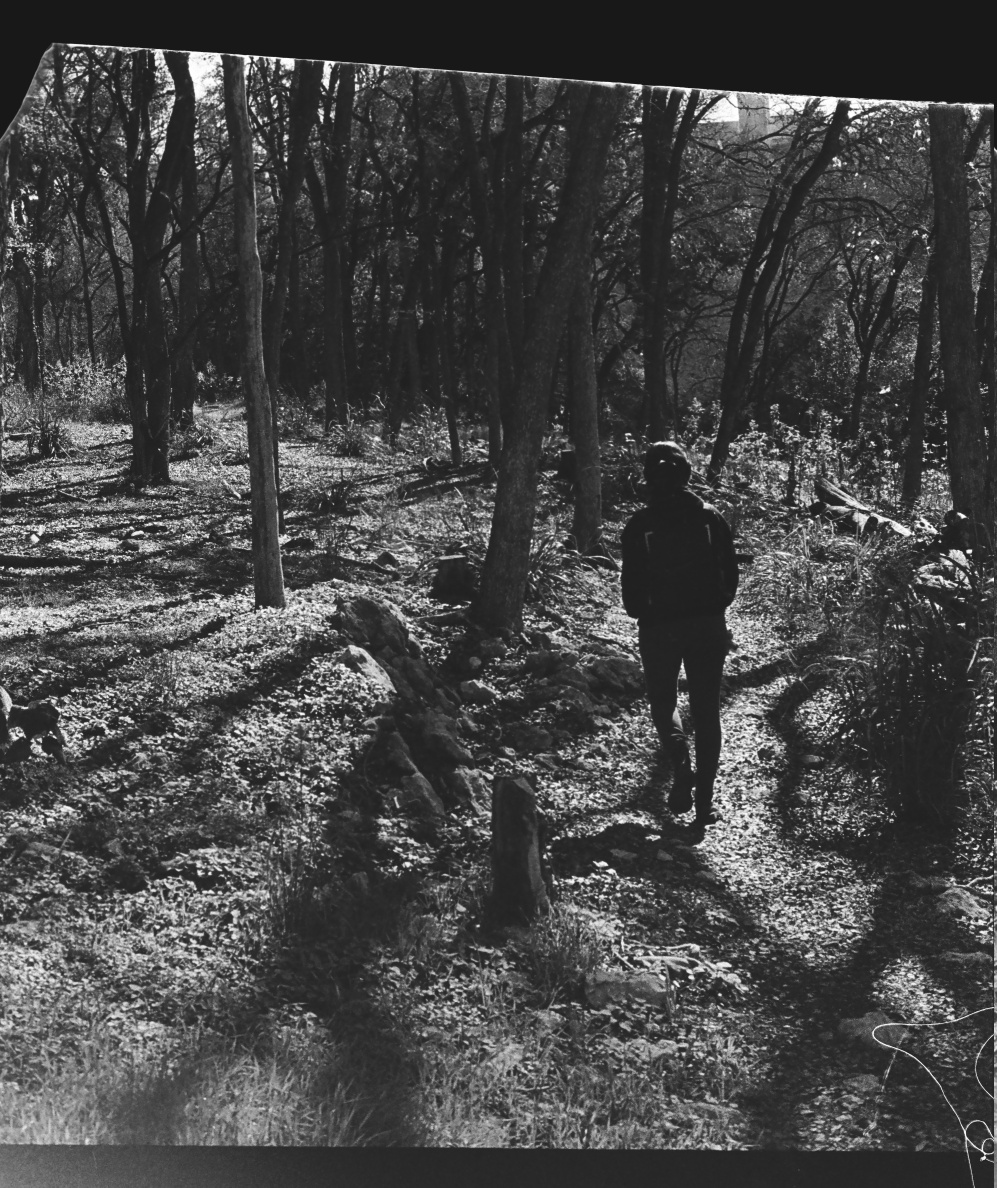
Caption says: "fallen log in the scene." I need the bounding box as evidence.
[810,478,911,538]
[0,552,89,569]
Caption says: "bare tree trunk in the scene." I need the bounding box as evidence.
[474,83,624,634]
[568,255,602,555]
[901,251,937,507]
[223,54,285,609]
[928,103,988,534]
[136,51,196,484]
[172,115,199,428]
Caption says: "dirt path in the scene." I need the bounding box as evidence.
[541,592,992,1152]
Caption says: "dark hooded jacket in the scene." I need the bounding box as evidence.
[621,488,739,621]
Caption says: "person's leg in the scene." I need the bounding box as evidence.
[638,619,692,810]
[682,615,729,821]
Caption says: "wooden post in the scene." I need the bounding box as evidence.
[487,777,552,927]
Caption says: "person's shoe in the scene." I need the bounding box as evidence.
[667,755,694,814]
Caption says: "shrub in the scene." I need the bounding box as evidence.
[44,357,129,423]
[816,537,994,822]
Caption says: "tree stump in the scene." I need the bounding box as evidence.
[430,555,476,603]
[486,777,552,927]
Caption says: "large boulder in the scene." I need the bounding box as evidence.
[337,596,414,657]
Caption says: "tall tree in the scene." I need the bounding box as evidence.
[474,81,625,633]
[640,87,705,437]
[707,99,851,480]
[305,62,355,427]
[222,54,285,609]
[170,95,200,427]
[928,102,989,533]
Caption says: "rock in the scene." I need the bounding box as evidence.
[497,746,517,760]
[334,646,397,703]
[459,680,498,705]
[119,538,140,552]
[906,873,953,894]
[478,638,509,661]
[609,849,637,861]
[283,536,315,551]
[392,654,438,700]
[837,1010,907,1050]
[487,777,552,926]
[445,767,492,817]
[400,773,445,817]
[505,723,555,754]
[583,655,645,698]
[376,550,401,569]
[22,840,62,860]
[584,968,673,1014]
[655,850,675,863]
[380,731,419,776]
[430,555,476,603]
[799,753,824,769]
[337,596,412,656]
[548,666,595,693]
[935,888,989,921]
[522,650,559,677]
[844,1074,882,1094]
[415,710,474,767]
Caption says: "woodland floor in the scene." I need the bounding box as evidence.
[0,409,992,1158]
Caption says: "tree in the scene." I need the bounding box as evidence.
[305,63,355,428]
[640,87,711,436]
[473,81,625,634]
[707,99,850,480]
[928,102,989,533]
[222,54,285,609]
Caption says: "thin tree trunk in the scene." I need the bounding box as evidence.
[928,103,988,531]
[172,113,200,428]
[223,54,285,609]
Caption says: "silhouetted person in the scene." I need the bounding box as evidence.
[621,442,738,826]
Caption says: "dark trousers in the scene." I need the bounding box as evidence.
[637,614,728,811]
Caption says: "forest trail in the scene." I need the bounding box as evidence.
[539,589,992,1151]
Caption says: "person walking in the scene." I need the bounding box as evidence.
[621,441,739,826]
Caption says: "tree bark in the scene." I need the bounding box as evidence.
[171,104,200,428]
[928,103,988,533]
[132,51,195,483]
[473,82,624,634]
[222,55,285,609]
